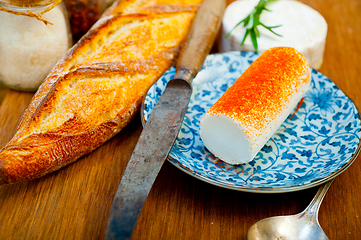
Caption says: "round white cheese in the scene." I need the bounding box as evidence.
[218,0,327,69]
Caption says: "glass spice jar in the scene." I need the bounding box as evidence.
[0,0,72,91]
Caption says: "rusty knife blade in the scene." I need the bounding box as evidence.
[105,77,191,240]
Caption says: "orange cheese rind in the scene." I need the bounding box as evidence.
[200,47,311,164]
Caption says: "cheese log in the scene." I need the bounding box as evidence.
[0,0,204,185]
[200,47,311,165]
[218,0,327,70]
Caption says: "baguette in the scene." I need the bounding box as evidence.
[0,0,204,185]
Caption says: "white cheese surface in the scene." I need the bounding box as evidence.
[200,82,309,165]
[219,0,327,69]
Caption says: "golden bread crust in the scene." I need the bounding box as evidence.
[0,0,203,185]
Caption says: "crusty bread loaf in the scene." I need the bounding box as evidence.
[0,0,204,185]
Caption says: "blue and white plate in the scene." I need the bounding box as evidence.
[141,51,361,193]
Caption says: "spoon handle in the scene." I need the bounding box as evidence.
[303,178,335,220]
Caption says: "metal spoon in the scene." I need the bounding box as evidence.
[247,179,334,240]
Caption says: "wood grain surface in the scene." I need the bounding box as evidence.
[0,0,360,239]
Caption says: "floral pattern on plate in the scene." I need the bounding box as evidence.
[141,51,361,193]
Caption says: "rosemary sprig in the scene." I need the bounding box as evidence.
[225,0,282,52]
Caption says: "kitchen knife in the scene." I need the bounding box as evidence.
[104,0,226,239]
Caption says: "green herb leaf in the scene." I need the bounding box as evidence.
[225,0,282,52]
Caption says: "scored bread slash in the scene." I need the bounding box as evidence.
[200,47,311,165]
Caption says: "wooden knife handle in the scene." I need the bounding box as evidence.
[175,0,226,81]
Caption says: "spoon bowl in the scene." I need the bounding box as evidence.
[247,179,334,240]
